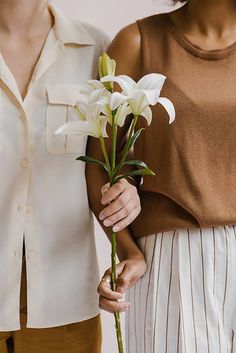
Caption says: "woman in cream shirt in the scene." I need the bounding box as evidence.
[0,1,146,352]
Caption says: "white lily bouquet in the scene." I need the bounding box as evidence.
[55,54,175,353]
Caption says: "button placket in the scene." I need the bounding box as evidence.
[18,107,32,223]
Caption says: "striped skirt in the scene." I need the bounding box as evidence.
[126,226,236,353]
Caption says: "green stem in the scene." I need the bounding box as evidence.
[111,124,117,171]
[116,115,139,174]
[110,111,117,183]
[99,136,111,172]
[114,312,124,353]
[110,111,125,353]
[111,231,124,353]
[111,231,117,292]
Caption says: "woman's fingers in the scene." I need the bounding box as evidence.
[101,179,126,205]
[99,179,141,231]
[100,189,130,219]
[112,208,140,233]
[97,277,123,301]
[98,273,130,313]
[101,200,138,228]
[99,296,130,313]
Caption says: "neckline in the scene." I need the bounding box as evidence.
[166,14,236,60]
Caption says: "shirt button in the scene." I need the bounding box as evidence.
[21,159,28,168]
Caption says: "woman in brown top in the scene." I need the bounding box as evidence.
[87,0,236,352]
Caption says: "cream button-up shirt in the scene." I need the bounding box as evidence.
[0,5,110,330]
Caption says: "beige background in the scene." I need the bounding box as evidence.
[51,0,183,36]
[50,0,182,352]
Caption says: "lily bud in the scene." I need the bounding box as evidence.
[99,53,116,92]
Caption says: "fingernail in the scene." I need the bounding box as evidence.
[101,198,107,205]
[113,225,119,232]
[99,213,104,220]
[103,220,111,227]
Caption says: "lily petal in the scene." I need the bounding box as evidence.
[75,102,89,120]
[136,73,166,90]
[55,119,108,138]
[141,88,163,105]
[55,121,92,136]
[89,88,105,103]
[140,106,152,125]
[110,92,129,110]
[115,103,132,127]
[87,80,105,90]
[101,75,136,95]
[99,116,109,137]
[128,91,149,115]
[157,97,176,124]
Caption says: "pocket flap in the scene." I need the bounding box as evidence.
[46,84,81,106]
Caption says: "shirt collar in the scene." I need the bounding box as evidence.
[49,4,95,46]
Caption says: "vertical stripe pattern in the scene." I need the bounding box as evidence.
[126,226,236,353]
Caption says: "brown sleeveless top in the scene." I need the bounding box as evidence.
[130,14,236,237]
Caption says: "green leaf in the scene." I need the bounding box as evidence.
[123,160,149,169]
[115,168,155,181]
[127,128,144,150]
[76,156,110,173]
[76,155,105,166]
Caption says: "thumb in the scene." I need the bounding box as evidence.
[116,263,132,294]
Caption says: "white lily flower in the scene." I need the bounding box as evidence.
[55,103,108,138]
[101,74,175,125]
[96,91,130,124]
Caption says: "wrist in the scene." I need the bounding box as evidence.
[118,247,145,262]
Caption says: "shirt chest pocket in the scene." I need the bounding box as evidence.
[46,84,87,154]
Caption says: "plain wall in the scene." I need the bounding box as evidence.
[50,1,182,352]
[51,0,182,36]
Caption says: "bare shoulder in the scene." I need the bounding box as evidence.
[109,23,141,55]
[107,23,141,79]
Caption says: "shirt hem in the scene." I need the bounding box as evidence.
[26,310,101,329]
[0,324,20,332]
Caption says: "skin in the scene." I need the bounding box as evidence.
[0,0,53,99]
[170,0,236,50]
[96,0,236,313]
[0,0,141,232]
